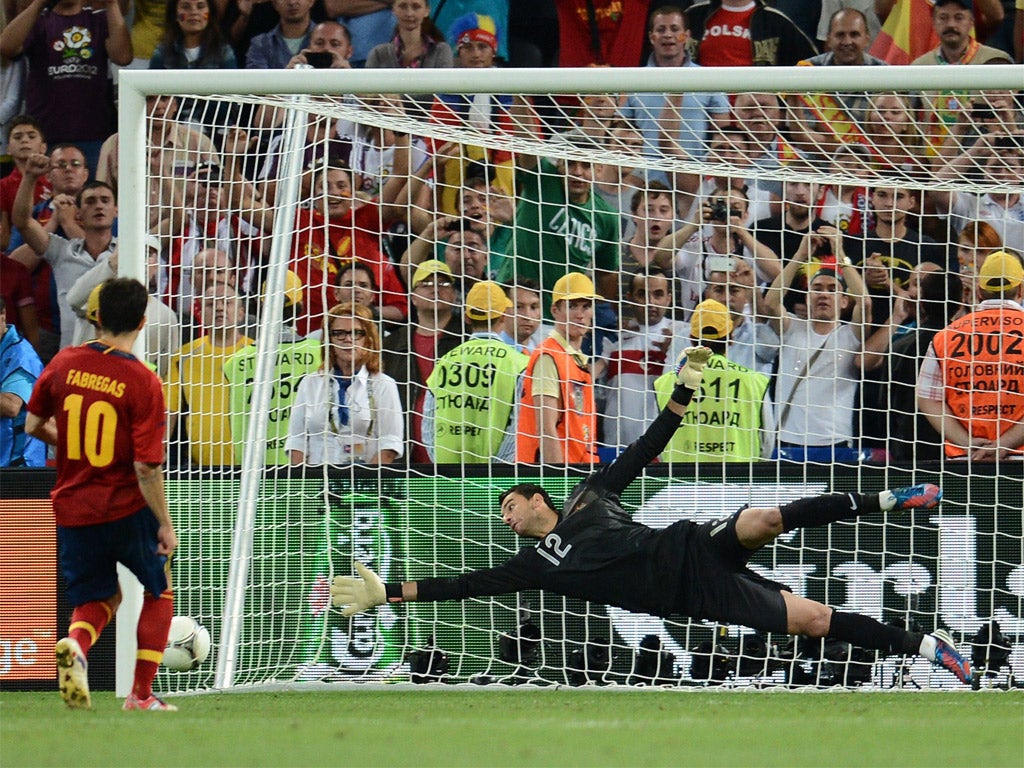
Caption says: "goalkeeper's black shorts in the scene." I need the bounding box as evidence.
[677,509,790,635]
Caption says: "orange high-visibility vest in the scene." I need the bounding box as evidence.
[930,306,1024,457]
[516,336,598,464]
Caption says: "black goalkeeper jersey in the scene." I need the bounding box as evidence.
[415,407,699,618]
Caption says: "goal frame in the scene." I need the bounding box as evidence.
[117,64,1024,693]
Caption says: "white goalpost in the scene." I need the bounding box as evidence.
[116,64,1024,693]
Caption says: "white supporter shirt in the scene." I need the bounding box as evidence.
[164,214,262,310]
[42,235,116,349]
[599,316,689,448]
[944,192,1024,248]
[674,232,764,322]
[285,365,404,465]
[775,316,862,446]
[728,315,780,377]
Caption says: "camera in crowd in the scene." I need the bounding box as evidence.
[994,134,1023,151]
[970,102,995,121]
[303,51,334,69]
[709,199,742,222]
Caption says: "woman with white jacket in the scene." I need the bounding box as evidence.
[287,303,404,466]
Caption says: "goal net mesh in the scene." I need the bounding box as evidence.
[125,73,1024,692]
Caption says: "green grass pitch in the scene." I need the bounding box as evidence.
[2,689,1021,767]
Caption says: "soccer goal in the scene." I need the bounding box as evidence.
[116,64,1024,693]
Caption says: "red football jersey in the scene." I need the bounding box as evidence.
[27,342,166,527]
[290,205,408,336]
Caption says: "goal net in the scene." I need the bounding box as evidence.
[114,65,1024,692]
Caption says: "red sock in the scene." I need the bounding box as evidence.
[132,590,174,699]
[68,600,114,656]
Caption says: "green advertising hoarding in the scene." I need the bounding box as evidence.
[159,464,1023,688]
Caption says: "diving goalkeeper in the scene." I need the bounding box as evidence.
[331,347,973,684]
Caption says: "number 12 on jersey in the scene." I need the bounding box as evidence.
[536,533,572,566]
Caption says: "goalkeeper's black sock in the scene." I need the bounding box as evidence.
[780,493,881,533]
[828,611,922,655]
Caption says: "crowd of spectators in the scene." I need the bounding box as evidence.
[1,0,1023,469]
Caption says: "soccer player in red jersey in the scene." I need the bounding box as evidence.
[26,277,179,711]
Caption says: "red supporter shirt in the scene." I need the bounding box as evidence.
[555,0,649,67]
[290,205,409,336]
[27,342,166,527]
[0,255,35,323]
[325,206,408,308]
[698,4,756,67]
[0,169,52,219]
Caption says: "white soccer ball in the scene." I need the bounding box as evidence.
[163,616,211,672]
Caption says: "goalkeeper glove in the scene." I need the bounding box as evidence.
[677,346,712,389]
[671,346,712,403]
[330,561,386,617]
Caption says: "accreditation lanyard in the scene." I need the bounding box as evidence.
[329,371,376,438]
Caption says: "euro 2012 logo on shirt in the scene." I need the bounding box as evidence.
[53,26,93,58]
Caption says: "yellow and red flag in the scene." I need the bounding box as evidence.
[869,0,939,65]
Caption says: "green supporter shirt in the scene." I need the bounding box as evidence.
[496,158,620,318]
[653,353,771,463]
[223,338,323,465]
[426,335,528,463]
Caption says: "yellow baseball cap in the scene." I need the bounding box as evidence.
[977,250,1024,292]
[465,280,511,321]
[551,272,601,306]
[86,284,103,325]
[412,259,454,288]
[262,270,304,308]
[690,299,733,341]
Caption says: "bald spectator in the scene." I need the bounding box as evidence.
[8,143,91,250]
[816,1,881,46]
[794,8,888,158]
[165,282,254,466]
[287,18,352,69]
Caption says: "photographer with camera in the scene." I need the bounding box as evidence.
[401,214,492,297]
[910,0,1013,155]
[664,187,782,321]
[932,129,1024,248]
[935,90,1023,160]
[285,20,353,69]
